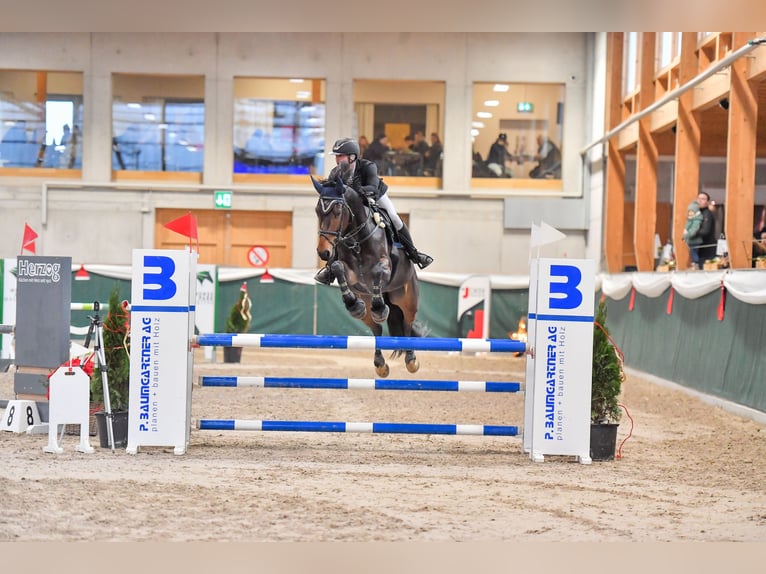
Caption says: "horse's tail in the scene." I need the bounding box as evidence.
[410,320,430,338]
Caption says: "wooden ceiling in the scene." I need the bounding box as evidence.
[653,79,766,157]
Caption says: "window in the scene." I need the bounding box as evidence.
[112,74,205,174]
[353,80,445,179]
[471,82,564,181]
[233,77,326,176]
[657,32,682,70]
[623,32,639,96]
[0,70,83,170]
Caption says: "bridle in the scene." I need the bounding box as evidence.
[317,193,379,255]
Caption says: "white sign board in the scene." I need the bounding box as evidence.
[457,275,491,339]
[126,249,197,455]
[527,258,595,464]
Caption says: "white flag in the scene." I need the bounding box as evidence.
[530,220,567,248]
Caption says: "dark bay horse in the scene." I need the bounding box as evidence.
[312,175,424,377]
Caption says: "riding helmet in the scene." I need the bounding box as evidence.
[330,138,360,161]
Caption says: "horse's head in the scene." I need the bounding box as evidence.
[313,175,351,262]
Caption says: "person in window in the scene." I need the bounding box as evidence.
[362,132,393,175]
[752,226,766,266]
[314,137,433,285]
[423,132,443,176]
[485,133,514,177]
[529,134,562,179]
[358,135,370,158]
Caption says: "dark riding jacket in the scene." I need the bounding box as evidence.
[329,158,388,200]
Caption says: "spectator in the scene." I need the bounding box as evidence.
[423,132,442,176]
[681,199,703,269]
[695,191,718,263]
[362,132,392,175]
[752,226,766,266]
[529,134,562,179]
[486,133,513,177]
[358,135,369,159]
[410,131,429,157]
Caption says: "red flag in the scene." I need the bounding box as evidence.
[628,286,636,312]
[717,283,726,321]
[164,212,199,252]
[21,223,38,254]
[666,287,674,315]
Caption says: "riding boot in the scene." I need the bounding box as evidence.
[314,265,334,285]
[397,225,433,269]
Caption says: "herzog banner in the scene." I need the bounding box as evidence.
[528,258,595,464]
[126,249,197,455]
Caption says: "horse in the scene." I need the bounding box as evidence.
[312,175,424,377]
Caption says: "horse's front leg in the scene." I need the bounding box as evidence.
[330,260,366,319]
[369,257,391,324]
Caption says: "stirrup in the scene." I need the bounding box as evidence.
[416,253,433,269]
[314,267,333,285]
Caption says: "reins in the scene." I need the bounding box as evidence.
[317,193,379,254]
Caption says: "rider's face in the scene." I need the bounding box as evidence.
[335,154,350,165]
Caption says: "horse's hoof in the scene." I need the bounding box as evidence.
[349,300,366,319]
[406,359,420,373]
[372,305,389,324]
[375,363,390,378]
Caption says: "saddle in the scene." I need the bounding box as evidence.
[363,198,405,268]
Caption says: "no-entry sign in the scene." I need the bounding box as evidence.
[247,245,270,267]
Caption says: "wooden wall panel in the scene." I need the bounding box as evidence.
[155,209,292,267]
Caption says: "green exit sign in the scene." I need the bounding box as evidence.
[214,190,232,209]
[517,101,534,113]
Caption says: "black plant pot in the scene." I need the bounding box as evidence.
[223,346,243,363]
[590,423,619,461]
[95,410,129,449]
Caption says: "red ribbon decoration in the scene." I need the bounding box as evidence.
[718,283,726,321]
[666,286,674,315]
[628,286,636,312]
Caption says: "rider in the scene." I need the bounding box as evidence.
[314,137,434,285]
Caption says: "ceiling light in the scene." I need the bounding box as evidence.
[471,129,479,136]
[484,100,500,107]
[493,84,510,92]
[477,111,492,119]
[472,121,485,128]
[127,103,141,109]
[289,78,305,83]
[296,91,311,99]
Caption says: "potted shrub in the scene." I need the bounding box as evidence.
[90,286,131,448]
[223,282,252,363]
[590,298,625,461]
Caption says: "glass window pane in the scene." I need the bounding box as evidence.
[471,82,564,181]
[112,74,204,173]
[233,77,326,175]
[353,80,445,178]
[0,70,83,170]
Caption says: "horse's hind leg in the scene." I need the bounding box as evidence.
[385,302,419,374]
[404,349,419,373]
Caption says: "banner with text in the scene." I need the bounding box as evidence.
[127,249,197,455]
[528,258,595,463]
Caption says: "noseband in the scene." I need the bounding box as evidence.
[317,193,378,254]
